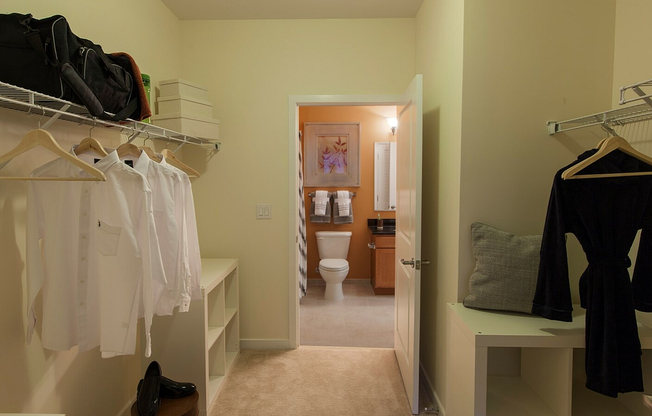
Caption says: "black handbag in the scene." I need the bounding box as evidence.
[0,13,141,121]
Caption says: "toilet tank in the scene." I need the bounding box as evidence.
[315,231,352,259]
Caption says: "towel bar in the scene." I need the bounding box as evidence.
[307,192,356,197]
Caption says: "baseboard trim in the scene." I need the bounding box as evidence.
[240,339,291,350]
[117,393,137,416]
[420,362,445,416]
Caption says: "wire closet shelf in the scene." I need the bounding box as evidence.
[548,77,652,136]
[0,81,220,151]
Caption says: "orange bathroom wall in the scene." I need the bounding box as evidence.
[301,105,397,280]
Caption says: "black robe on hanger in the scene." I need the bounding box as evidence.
[533,148,652,397]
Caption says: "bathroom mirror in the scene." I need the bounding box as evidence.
[374,142,396,211]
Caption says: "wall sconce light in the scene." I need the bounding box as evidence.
[387,117,398,135]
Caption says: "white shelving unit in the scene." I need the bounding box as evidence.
[446,303,652,416]
[145,258,239,416]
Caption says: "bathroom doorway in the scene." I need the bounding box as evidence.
[297,104,398,348]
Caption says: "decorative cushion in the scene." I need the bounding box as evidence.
[463,222,542,314]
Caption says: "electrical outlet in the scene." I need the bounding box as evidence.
[256,204,272,219]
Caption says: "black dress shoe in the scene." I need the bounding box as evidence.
[137,361,162,416]
[138,375,197,399]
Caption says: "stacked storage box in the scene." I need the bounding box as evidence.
[151,79,220,140]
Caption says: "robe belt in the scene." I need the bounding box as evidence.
[586,255,632,268]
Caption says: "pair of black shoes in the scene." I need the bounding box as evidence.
[137,361,197,416]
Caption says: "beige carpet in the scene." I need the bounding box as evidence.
[210,347,414,416]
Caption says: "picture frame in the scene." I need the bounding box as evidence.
[304,122,361,187]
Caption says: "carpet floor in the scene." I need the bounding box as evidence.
[210,347,414,416]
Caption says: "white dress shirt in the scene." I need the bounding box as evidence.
[26,151,166,358]
[160,158,202,301]
[121,151,192,315]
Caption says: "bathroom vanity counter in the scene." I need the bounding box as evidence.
[367,218,396,235]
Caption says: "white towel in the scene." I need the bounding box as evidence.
[337,191,350,216]
[314,190,329,216]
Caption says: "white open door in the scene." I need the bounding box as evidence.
[394,74,423,415]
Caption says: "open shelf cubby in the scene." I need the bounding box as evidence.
[145,259,239,416]
[447,303,652,416]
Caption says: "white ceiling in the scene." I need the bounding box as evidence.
[161,0,425,20]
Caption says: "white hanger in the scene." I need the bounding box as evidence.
[0,129,106,181]
[562,135,652,180]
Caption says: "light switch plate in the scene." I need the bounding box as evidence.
[256,204,272,219]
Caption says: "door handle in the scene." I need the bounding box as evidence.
[401,258,415,267]
[368,243,376,250]
[400,258,430,270]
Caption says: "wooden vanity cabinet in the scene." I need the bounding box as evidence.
[370,234,395,295]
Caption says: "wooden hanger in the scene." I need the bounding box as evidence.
[0,129,106,181]
[562,135,652,180]
[139,146,162,162]
[116,142,142,159]
[74,137,109,157]
[161,149,200,178]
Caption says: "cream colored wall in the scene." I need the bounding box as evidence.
[458,0,616,297]
[0,1,182,415]
[613,0,652,397]
[454,0,616,410]
[611,0,652,158]
[416,0,618,411]
[415,0,464,409]
[612,0,652,108]
[179,19,415,342]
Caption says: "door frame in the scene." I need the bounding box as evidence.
[288,94,401,348]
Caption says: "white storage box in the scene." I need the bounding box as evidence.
[152,113,219,141]
[159,79,209,101]
[157,95,213,119]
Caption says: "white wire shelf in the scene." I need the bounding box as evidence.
[0,81,220,151]
[547,102,652,135]
[548,77,652,136]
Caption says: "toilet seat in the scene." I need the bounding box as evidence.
[319,259,349,272]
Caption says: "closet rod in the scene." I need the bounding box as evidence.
[0,81,220,151]
[308,192,356,197]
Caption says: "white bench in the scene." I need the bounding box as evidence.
[446,303,652,416]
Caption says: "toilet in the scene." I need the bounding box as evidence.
[315,231,352,301]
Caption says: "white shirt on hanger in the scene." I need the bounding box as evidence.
[160,158,202,302]
[122,151,192,315]
[26,151,166,358]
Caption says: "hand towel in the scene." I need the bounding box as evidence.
[334,192,354,224]
[314,190,329,216]
[337,190,351,216]
[310,199,332,223]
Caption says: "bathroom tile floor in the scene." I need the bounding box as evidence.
[300,279,394,348]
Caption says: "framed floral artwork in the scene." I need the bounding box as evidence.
[304,122,360,187]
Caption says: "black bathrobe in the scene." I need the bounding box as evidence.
[533,148,652,397]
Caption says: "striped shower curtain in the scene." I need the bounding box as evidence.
[298,132,308,298]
